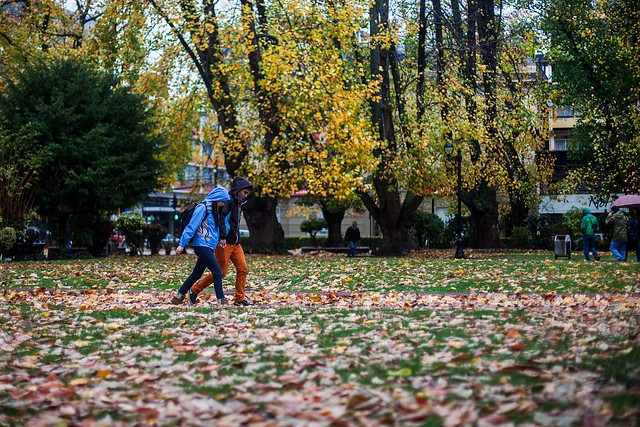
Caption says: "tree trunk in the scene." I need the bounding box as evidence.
[243,196,286,253]
[321,207,345,247]
[462,186,501,248]
[504,187,531,236]
[364,0,424,255]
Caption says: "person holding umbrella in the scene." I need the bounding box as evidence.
[627,207,640,262]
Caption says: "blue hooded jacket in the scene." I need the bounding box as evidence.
[179,186,230,249]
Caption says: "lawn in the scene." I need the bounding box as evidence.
[1,253,639,426]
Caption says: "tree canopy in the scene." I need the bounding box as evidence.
[540,0,640,196]
[0,58,165,242]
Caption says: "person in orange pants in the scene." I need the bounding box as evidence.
[188,177,254,306]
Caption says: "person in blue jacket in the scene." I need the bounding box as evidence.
[170,186,230,305]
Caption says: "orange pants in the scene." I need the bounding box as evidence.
[191,244,248,303]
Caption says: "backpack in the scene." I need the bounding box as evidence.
[179,202,205,232]
[583,215,598,235]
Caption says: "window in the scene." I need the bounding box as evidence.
[202,167,214,183]
[185,165,199,181]
[557,106,581,118]
[554,138,568,151]
[551,128,571,151]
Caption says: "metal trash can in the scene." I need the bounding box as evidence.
[553,235,571,260]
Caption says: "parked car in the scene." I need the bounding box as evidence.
[239,229,250,236]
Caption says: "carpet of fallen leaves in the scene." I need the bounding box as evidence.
[1,253,639,426]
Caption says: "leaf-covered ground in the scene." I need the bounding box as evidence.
[1,253,639,426]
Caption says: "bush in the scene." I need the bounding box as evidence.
[115,212,146,255]
[0,227,17,258]
[300,218,327,246]
[509,226,533,249]
[410,211,446,248]
[563,207,583,240]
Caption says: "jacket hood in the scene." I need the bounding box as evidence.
[583,208,591,214]
[202,186,230,205]
[230,177,253,197]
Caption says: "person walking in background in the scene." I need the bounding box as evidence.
[344,221,360,258]
[626,207,640,262]
[580,208,600,261]
[170,186,230,305]
[605,206,628,261]
[189,177,254,307]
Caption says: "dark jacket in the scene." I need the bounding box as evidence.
[221,177,253,245]
[605,211,628,242]
[628,216,640,241]
[344,226,360,243]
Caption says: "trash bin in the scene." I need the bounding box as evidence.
[553,235,571,260]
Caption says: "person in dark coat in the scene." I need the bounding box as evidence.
[605,206,628,261]
[626,207,640,262]
[344,221,360,258]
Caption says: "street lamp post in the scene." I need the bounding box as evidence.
[444,142,465,259]
[172,194,178,248]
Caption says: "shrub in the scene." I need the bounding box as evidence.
[115,212,146,255]
[562,207,586,249]
[509,226,533,249]
[410,211,446,248]
[563,207,583,240]
[0,227,17,258]
[300,218,327,246]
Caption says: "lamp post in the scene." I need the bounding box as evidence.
[172,194,178,248]
[444,142,465,259]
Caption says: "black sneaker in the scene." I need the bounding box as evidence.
[233,300,252,307]
[595,255,601,261]
[187,289,197,306]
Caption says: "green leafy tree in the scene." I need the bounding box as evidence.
[0,58,165,247]
[300,218,327,247]
[539,0,640,196]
